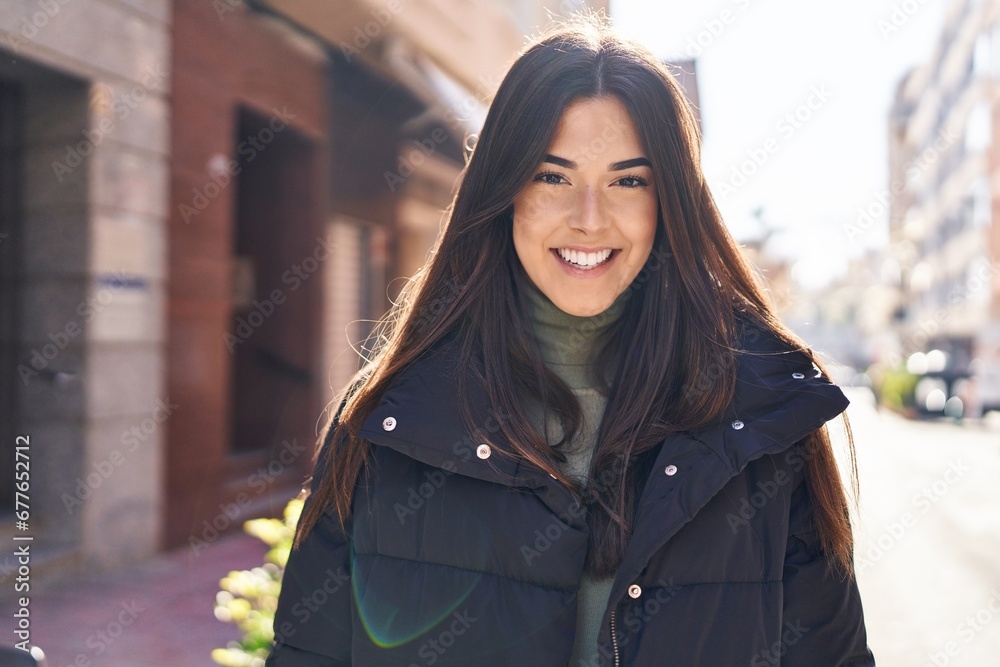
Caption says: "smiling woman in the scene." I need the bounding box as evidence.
[513,97,658,316]
[265,10,875,667]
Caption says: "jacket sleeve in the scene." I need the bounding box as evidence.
[265,399,355,666]
[780,464,876,666]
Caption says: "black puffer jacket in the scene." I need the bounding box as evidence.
[265,326,876,666]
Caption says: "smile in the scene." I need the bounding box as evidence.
[553,247,617,269]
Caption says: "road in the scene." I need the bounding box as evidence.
[830,388,1000,667]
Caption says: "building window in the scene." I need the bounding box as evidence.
[964,100,991,152]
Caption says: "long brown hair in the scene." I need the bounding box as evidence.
[296,11,860,578]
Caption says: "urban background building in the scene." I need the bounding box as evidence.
[886,0,1000,418]
[1,0,172,576]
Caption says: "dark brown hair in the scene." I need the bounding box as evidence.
[296,11,860,578]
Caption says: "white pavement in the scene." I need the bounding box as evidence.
[832,388,1000,667]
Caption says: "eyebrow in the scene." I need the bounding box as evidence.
[543,154,652,171]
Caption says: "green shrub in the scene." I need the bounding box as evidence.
[877,365,919,414]
[211,498,303,666]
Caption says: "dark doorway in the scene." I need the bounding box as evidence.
[228,106,322,457]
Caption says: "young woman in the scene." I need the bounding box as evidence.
[265,13,875,667]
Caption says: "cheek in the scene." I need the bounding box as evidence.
[517,184,578,222]
[622,200,658,252]
[513,194,561,248]
[512,212,545,265]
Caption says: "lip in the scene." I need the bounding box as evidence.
[551,245,618,252]
[550,248,619,279]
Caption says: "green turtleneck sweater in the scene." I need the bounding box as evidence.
[521,277,629,667]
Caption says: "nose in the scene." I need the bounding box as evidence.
[571,185,608,234]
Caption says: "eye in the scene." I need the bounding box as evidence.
[533,171,567,185]
[616,174,650,188]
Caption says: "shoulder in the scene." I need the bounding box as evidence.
[683,311,850,471]
[729,311,835,398]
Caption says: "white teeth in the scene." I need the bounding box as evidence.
[555,248,613,269]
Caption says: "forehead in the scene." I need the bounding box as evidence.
[548,97,645,163]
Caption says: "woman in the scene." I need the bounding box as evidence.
[265,13,875,667]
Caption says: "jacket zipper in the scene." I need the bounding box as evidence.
[610,607,620,667]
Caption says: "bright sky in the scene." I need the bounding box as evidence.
[610,0,948,289]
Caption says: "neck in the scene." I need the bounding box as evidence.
[521,276,630,388]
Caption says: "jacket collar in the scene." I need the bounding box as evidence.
[357,320,850,485]
[695,318,851,472]
[357,335,545,488]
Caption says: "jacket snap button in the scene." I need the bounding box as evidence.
[731,419,744,430]
[664,464,678,476]
[792,372,805,379]
[382,416,396,431]
[476,444,492,459]
[627,584,642,598]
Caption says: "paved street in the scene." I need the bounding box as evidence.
[0,531,269,667]
[835,389,1000,667]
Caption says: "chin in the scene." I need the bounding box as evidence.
[555,298,607,317]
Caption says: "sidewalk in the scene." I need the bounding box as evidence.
[0,531,269,667]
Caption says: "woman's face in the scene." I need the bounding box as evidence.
[512,96,659,317]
